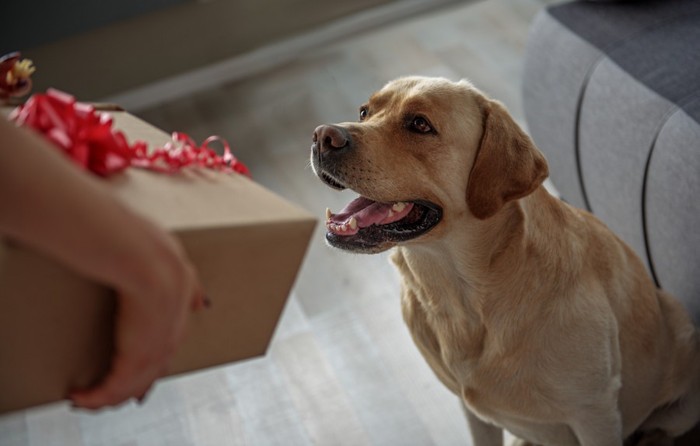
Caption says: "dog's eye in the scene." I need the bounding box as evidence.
[359,107,369,121]
[410,116,433,134]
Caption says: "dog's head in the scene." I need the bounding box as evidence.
[310,76,548,254]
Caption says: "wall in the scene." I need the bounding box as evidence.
[2,0,397,101]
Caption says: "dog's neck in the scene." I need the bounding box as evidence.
[391,187,580,375]
[394,198,527,299]
[392,187,576,327]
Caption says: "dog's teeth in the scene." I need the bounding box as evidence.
[340,224,347,232]
[392,202,407,212]
[348,217,358,230]
[326,208,332,221]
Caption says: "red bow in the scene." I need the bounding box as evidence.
[8,89,250,178]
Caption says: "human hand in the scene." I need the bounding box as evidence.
[68,225,207,410]
[0,119,207,410]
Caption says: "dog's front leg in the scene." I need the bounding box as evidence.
[462,401,504,446]
[569,406,623,446]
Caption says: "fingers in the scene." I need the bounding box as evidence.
[69,256,206,411]
[70,281,206,410]
[69,353,166,410]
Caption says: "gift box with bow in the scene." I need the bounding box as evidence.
[0,95,316,414]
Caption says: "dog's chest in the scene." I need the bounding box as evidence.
[400,286,579,444]
[399,276,486,394]
[393,251,525,400]
[396,263,538,413]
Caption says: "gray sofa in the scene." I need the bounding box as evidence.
[523,0,700,329]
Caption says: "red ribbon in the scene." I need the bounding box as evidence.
[8,89,250,178]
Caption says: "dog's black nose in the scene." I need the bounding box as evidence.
[313,125,350,153]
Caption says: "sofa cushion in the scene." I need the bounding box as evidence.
[523,0,700,319]
[522,12,600,209]
[646,100,700,324]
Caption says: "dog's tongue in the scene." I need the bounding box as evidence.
[326,197,414,236]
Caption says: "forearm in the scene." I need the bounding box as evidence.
[0,118,184,294]
[1,117,204,410]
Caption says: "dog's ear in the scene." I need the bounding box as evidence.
[466,98,548,220]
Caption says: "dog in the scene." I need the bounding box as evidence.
[309,76,700,446]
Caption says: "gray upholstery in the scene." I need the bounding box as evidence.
[579,62,675,274]
[523,0,700,323]
[646,101,700,322]
[523,12,599,209]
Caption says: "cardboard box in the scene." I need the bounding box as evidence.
[0,111,316,414]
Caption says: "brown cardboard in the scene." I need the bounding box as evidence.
[0,111,316,414]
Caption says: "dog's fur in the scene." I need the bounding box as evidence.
[311,76,700,445]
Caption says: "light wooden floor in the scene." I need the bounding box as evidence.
[0,1,555,445]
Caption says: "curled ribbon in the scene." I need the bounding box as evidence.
[8,89,251,178]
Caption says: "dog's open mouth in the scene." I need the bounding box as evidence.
[324,195,442,252]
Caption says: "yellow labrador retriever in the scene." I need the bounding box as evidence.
[309,76,700,446]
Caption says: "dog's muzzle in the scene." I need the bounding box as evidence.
[311,124,352,190]
[309,123,443,254]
